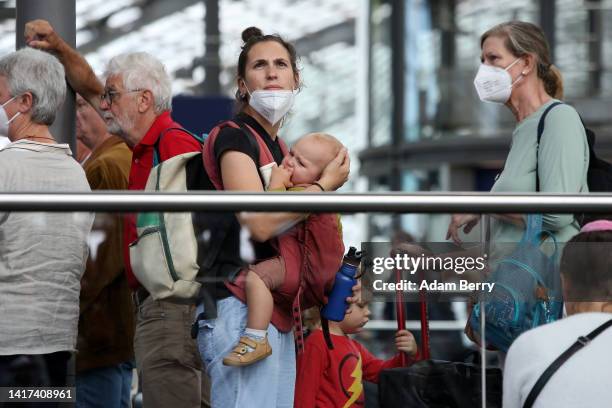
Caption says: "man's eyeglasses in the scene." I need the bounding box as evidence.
[100,89,144,106]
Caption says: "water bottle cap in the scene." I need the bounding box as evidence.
[344,246,363,267]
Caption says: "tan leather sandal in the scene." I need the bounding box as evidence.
[222,335,272,367]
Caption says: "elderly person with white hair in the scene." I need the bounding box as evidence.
[0,48,94,390]
[25,20,207,408]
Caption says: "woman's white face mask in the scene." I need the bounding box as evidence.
[245,85,296,126]
[473,58,523,104]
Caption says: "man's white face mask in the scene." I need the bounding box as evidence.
[473,58,523,104]
[246,87,296,125]
[0,96,20,136]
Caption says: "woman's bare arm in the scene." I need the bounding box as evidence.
[220,151,306,242]
[221,147,350,241]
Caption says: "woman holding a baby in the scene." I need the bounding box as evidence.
[196,26,352,407]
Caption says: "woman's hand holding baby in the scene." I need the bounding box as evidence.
[317,147,350,191]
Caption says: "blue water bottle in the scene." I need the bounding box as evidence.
[321,247,363,322]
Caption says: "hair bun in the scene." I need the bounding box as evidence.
[242,27,263,43]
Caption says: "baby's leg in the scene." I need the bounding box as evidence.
[244,256,286,337]
[222,272,272,367]
[223,258,285,367]
[245,269,273,333]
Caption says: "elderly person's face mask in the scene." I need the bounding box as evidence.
[0,96,20,136]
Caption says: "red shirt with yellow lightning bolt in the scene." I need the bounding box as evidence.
[295,329,409,408]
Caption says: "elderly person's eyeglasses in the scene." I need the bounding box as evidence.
[100,89,144,106]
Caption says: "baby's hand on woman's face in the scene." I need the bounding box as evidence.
[269,165,294,190]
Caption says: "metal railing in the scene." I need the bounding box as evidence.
[2,191,606,408]
[0,192,611,212]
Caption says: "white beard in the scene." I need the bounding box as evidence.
[105,112,134,140]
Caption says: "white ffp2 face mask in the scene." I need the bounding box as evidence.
[0,96,19,137]
[473,58,523,104]
[248,88,296,125]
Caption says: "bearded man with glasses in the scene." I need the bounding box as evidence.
[25,19,210,408]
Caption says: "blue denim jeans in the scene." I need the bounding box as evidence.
[197,296,295,408]
[75,360,134,408]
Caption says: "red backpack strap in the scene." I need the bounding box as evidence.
[245,123,288,168]
[277,135,289,157]
[202,120,283,190]
[202,120,240,190]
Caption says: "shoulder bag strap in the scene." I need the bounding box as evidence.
[535,102,564,192]
[523,318,612,408]
[529,102,564,246]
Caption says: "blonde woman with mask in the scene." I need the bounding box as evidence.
[447,21,589,249]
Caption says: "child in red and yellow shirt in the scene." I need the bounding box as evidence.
[295,295,418,408]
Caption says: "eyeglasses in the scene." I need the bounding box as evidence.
[100,89,144,106]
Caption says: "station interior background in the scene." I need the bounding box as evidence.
[0,0,610,371]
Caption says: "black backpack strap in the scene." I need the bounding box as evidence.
[523,318,612,408]
[321,317,334,350]
[535,102,564,192]
[153,127,203,166]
